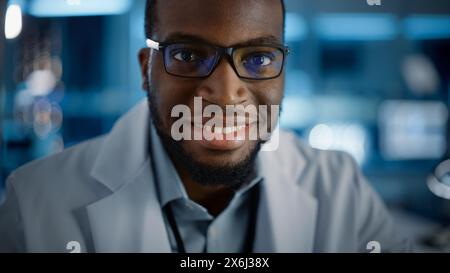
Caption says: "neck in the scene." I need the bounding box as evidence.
[174,161,235,217]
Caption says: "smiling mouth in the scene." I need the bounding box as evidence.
[186,120,256,151]
[171,109,268,150]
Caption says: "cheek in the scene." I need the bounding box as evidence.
[150,61,199,129]
[249,81,284,131]
[250,80,284,106]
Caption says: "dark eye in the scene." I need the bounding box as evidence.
[173,50,199,62]
[243,54,273,67]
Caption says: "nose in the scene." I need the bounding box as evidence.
[195,57,250,107]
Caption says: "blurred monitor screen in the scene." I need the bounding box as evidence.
[379,100,448,160]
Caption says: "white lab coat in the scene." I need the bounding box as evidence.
[0,99,409,252]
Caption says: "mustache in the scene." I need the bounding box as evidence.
[146,89,282,139]
[146,91,263,188]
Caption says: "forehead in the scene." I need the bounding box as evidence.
[155,0,284,46]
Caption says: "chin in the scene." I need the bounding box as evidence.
[181,139,257,167]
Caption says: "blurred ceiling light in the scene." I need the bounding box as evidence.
[28,0,132,17]
[402,55,440,96]
[315,13,397,41]
[26,69,57,97]
[404,15,450,40]
[4,4,22,39]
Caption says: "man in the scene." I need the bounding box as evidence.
[0,0,408,252]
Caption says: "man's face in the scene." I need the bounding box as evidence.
[139,0,285,184]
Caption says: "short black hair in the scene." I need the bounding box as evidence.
[145,0,286,39]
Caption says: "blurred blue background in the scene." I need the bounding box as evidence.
[1,0,450,250]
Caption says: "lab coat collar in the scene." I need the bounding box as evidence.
[87,99,172,252]
[86,159,172,252]
[86,99,317,252]
[90,99,150,192]
[253,144,318,252]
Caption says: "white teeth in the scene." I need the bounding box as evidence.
[215,127,223,134]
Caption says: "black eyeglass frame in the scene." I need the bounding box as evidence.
[147,39,290,80]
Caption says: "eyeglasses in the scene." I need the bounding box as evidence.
[146,39,290,80]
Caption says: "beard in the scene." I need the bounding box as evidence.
[147,89,263,189]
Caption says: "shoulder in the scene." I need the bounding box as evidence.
[275,130,358,177]
[276,130,354,164]
[6,136,109,206]
[273,130,362,194]
[273,131,408,252]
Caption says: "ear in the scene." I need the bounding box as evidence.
[138,48,151,92]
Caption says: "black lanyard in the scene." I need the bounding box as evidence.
[164,183,261,253]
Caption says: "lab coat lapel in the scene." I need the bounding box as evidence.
[85,99,318,252]
[86,100,171,252]
[86,162,171,253]
[254,143,318,253]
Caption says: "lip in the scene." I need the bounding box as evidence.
[191,122,255,151]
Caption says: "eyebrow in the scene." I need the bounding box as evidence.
[162,32,283,47]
